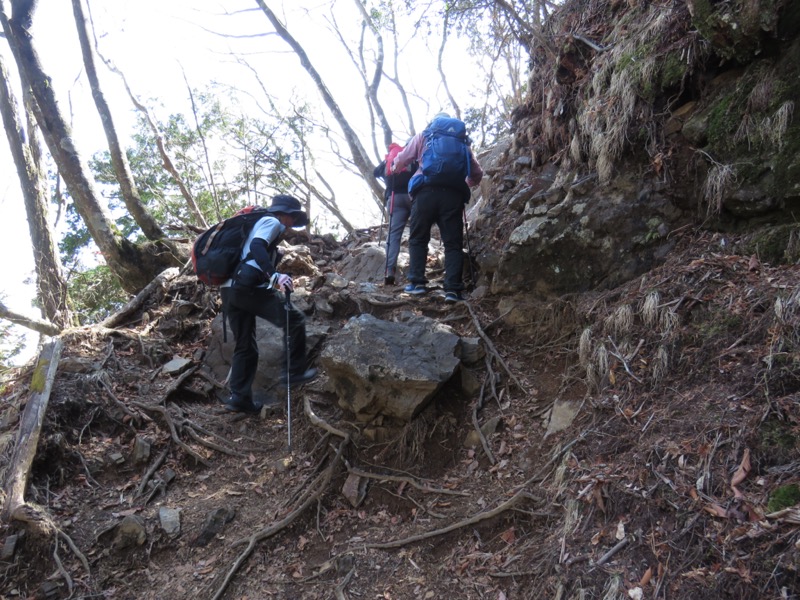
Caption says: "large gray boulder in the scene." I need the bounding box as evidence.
[491,171,686,296]
[203,313,328,395]
[320,314,461,422]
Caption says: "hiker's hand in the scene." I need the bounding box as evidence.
[269,272,294,292]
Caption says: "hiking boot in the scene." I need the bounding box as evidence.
[403,283,427,295]
[444,291,465,304]
[279,367,319,386]
[222,395,264,415]
[384,275,396,286]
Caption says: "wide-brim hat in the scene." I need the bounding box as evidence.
[267,194,308,228]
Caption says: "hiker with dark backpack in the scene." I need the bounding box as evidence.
[373,142,416,286]
[391,112,483,303]
[199,195,318,414]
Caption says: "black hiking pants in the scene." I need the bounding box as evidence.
[407,185,465,293]
[220,285,307,403]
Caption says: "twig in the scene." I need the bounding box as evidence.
[135,447,169,499]
[466,303,525,392]
[571,33,610,52]
[365,491,537,550]
[472,377,496,465]
[346,467,469,497]
[606,336,643,383]
[334,564,355,600]
[513,434,585,491]
[596,535,631,566]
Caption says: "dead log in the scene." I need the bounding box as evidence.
[100,266,180,329]
[1,338,63,534]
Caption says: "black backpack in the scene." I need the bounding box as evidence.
[191,206,270,286]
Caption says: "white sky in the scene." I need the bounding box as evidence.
[0,0,513,361]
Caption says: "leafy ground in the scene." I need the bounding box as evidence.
[1,227,800,600]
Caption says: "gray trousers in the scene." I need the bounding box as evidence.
[385,192,412,278]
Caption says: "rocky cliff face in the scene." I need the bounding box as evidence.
[468,0,800,301]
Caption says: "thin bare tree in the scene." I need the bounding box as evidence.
[0,54,71,329]
[0,0,183,294]
[73,0,168,242]
[255,0,385,210]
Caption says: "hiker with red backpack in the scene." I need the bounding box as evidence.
[217,195,318,414]
[373,142,416,286]
[391,112,483,303]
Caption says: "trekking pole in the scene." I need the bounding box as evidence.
[463,207,475,287]
[284,289,292,453]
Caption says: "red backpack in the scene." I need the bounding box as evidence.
[384,143,409,177]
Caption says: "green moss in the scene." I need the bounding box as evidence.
[706,95,736,148]
[660,51,687,89]
[767,484,800,513]
[697,311,742,337]
[758,418,798,467]
[30,358,50,393]
[739,224,800,265]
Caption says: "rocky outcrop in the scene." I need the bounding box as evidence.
[320,314,462,422]
[466,2,800,300]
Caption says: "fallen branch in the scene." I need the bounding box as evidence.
[100,267,180,329]
[2,339,63,531]
[365,490,537,550]
[466,303,526,392]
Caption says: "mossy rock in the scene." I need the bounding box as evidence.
[767,484,800,513]
[737,224,800,265]
[757,417,798,467]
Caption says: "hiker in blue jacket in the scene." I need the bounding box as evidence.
[373,142,416,286]
[220,195,318,414]
[392,112,484,303]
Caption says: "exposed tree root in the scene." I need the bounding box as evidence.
[346,465,470,496]
[209,398,351,600]
[466,302,526,392]
[130,401,210,466]
[365,490,539,550]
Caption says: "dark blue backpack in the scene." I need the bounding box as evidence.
[408,117,471,196]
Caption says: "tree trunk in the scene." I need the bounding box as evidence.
[255,0,386,210]
[71,0,167,242]
[0,54,72,328]
[0,3,183,293]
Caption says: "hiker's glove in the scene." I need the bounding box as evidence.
[269,272,294,292]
